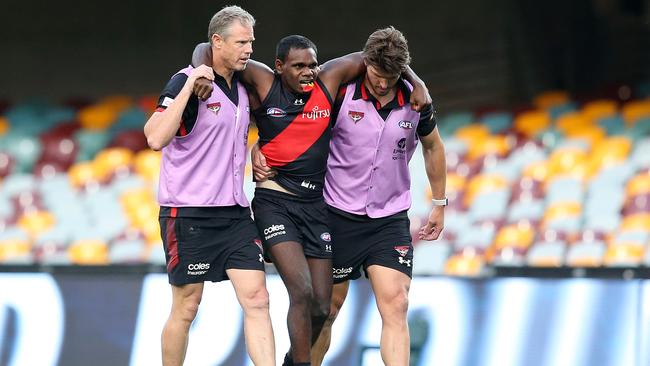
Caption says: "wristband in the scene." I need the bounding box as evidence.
[431,197,448,206]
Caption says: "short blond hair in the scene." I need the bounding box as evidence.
[208,5,255,41]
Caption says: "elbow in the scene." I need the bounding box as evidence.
[146,137,163,151]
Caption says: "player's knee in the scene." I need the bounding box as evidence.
[241,287,270,313]
[325,299,342,325]
[176,296,202,323]
[312,298,330,322]
[379,289,409,320]
[289,282,314,306]
[325,289,346,322]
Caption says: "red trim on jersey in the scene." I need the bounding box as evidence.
[337,86,347,99]
[360,82,369,100]
[165,218,179,272]
[397,88,405,106]
[179,120,188,136]
[260,82,332,167]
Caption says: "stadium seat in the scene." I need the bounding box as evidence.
[546,176,584,206]
[0,116,8,136]
[466,135,510,161]
[109,130,148,152]
[514,110,551,137]
[490,246,527,266]
[493,223,535,250]
[68,162,100,188]
[444,252,484,276]
[93,147,134,182]
[507,200,544,223]
[455,124,490,146]
[4,134,41,173]
[454,224,496,250]
[133,150,161,182]
[68,239,109,264]
[480,112,513,134]
[464,174,509,208]
[543,202,582,223]
[412,241,451,275]
[526,241,566,267]
[109,239,146,264]
[566,241,605,267]
[74,129,111,162]
[533,91,570,109]
[78,105,118,131]
[621,99,650,126]
[604,244,644,267]
[581,99,618,124]
[0,238,32,264]
[619,213,650,232]
[598,115,627,135]
[590,137,633,170]
[468,190,510,222]
[17,210,55,238]
[555,112,591,135]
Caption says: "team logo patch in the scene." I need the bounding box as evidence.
[267,107,287,118]
[320,232,331,242]
[294,98,305,106]
[207,102,221,115]
[348,110,365,123]
[394,245,410,257]
[398,120,413,129]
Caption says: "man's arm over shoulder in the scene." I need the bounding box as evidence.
[403,66,432,112]
[191,42,275,102]
[318,52,365,99]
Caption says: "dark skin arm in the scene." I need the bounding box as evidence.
[191,42,275,101]
[192,42,431,110]
[319,53,432,112]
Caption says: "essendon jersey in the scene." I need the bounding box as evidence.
[253,75,334,198]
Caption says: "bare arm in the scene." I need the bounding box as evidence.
[191,42,275,101]
[143,65,214,151]
[418,126,446,240]
[318,52,366,98]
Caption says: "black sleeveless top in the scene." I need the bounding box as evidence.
[252,75,334,198]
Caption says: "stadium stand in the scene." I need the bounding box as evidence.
[0,89,649,277]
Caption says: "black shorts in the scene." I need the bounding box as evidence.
[159,215,264,286]
[328,206,413,284]
[252,188,332,259]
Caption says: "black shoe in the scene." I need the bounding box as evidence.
[282,353,293,366]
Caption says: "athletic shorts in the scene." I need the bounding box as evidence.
[328,206,413,284]
[252,188,332,259]
[159,215,264,286]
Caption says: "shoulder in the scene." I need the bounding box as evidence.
[258,74,283,106]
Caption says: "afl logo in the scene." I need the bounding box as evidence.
[207,102,221,115]
[398,120,413,129]
[348,110,364,123]
[266,107,287,118]
[320,232,331,242]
